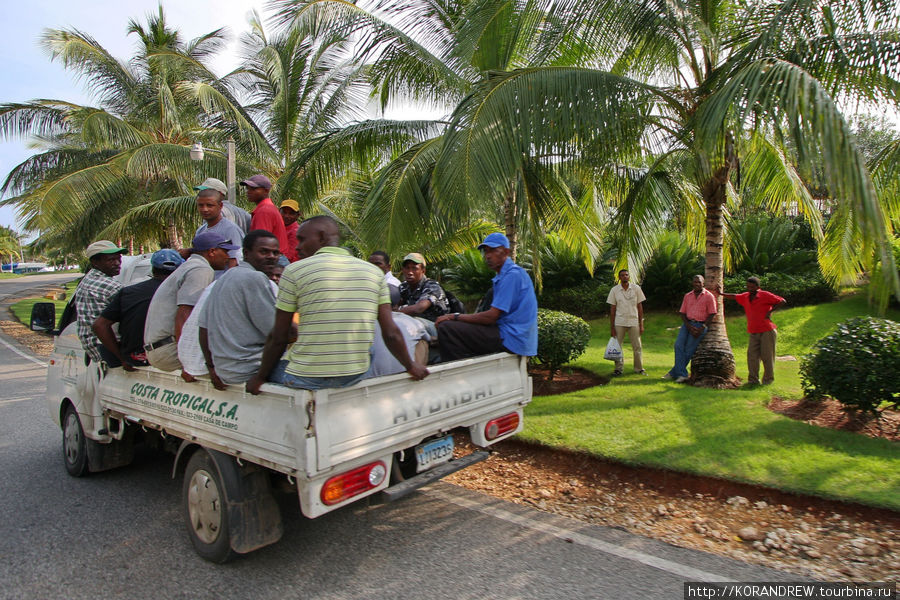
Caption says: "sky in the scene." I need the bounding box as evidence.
[0,0,268,232]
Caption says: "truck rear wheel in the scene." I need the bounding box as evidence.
[62,406,88,477]
[182,450,235,563]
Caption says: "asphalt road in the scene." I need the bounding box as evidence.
[0,276,802,600]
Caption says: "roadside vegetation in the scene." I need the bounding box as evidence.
[521,294,900,510]
[9,280,78,330]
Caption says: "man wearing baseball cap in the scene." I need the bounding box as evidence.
[280,199,301,262]
[397,252,450,337]
[240,174,289,258]
[143,232,236,371]
[194,177,251,234]
[193,181,244,275]
[435,232,537,361]
[74,240,128,363]
[92,249,184,370]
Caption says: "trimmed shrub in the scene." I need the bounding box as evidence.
[723,272,835,306]
[800,317,900,415]
[538,279,611,319]
[536,309,591,380]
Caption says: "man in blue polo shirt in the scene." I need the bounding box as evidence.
[435,233,537,361]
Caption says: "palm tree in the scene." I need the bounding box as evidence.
[272,0,609,271]
[0,7,266,253]
[368,0,899,385]
[0,226,22,272]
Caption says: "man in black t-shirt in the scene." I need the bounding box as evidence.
[93,250,184,369]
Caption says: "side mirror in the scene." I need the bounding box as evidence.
[30,302,56,332]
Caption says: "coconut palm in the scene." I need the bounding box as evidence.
[271,0,610,271]
[0,7,266,253]
[402,0,899,384]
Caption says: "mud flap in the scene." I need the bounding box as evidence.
[206,449,283,555]
[86,430,135,472]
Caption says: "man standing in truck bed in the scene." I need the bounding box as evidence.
[246,215,428,393]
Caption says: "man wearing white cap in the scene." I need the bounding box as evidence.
[143,232,236,371]
[194,177,251,234]
[435,233,537,361]
[75,240,128,363]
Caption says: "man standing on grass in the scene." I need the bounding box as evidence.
[664,274,716,383]
[606,269,646,376]
[719,276,786,385]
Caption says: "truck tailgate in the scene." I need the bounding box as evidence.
[311,353,530,472]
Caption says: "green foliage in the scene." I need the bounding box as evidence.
[638,233,704,310]
[538,279,611,319]
[723,272,836,307]
[532,234,595,290]
[535,309,591,380]
[800,317,900,415]
[441,249,495,297]
[728,216,818,276]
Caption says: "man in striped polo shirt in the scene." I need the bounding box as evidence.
[246,216,429,393]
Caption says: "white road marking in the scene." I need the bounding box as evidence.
[0,397,33,405]
[425,486,736,583]
[0,335,47,367]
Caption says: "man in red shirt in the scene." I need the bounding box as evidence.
[664,275,717,383]
[240,174,289,257]
[720,276,785,385]
[280,199,301,262]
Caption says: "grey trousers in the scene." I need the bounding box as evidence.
[614,324,643,372]
[747,329,777,384]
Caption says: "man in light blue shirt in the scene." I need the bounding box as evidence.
[435,233,537,361]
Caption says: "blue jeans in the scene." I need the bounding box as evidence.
[268,359,368,391]
[668,321,707,378]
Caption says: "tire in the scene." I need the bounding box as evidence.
[62,406,88,477]
[182,450,236,563]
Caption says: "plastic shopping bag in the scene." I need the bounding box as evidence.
[604,336,623,361]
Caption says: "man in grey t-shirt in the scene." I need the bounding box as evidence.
[193,186,244,276]
[194,177,251,234]
[199,230,281,389]
[144,232,236,371]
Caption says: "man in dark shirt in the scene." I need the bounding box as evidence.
[92,249,184,370]
[397,253,450,322]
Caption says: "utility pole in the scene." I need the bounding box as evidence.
[226,137,236,204]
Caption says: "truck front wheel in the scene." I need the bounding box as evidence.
[182,450,235,563]
[62,406,88,477]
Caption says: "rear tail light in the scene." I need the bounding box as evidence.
[320,461,387,506]
[485,412,520,441]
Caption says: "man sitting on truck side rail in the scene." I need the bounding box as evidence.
[435,233,538,361]
[144,232,236,372]
[75,240,128,364]
[193,185,244,275]
[246,215,429,393]
[194,177,251,234]
[92,249,184,370]
[396,253,451,334]
[198,230,282,390]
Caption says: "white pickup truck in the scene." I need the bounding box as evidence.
[44,261,532,562]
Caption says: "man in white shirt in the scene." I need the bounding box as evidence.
[606,269,647,376]
[368,250,402,306]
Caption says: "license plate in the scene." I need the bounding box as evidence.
[415,435,454,473]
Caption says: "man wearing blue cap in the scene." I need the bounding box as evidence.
[435,233,538,361]
[144,232,236,371]
[92,249,184,370]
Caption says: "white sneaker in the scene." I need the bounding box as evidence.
[661,373,674,380]
[675,376,689,383]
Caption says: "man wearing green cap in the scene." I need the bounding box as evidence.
[75,240,128,363]
[397,253,450,322]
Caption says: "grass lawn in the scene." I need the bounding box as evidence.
[9,280,80,330]
[0,272,22,279]
[524,294,900,510]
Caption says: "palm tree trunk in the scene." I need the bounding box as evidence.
[691,165,739,387]
[166,216,181,250]
[504,187,518,260]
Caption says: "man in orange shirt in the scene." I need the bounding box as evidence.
[664,275,717,383]
[241,174,289,257]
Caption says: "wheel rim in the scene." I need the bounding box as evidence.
[187,469,222,545]
[64,412,81,465]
